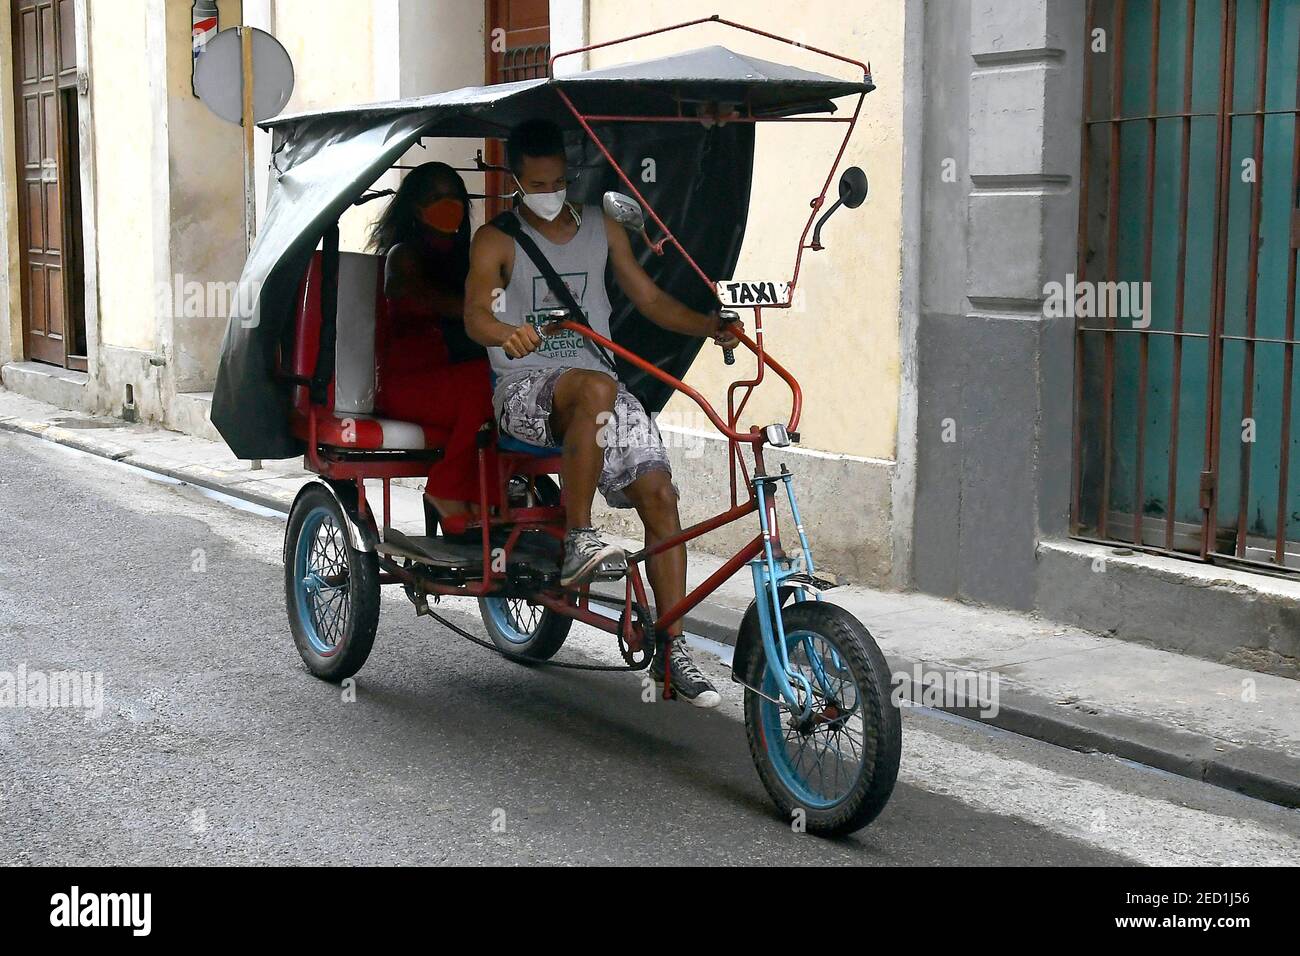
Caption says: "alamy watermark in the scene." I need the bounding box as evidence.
[50,886,151,936]
[891,663,999,718]
[0,664,104,720]
[154,274,261,328]
[1043,273,1151,328]
[596,408,713,459]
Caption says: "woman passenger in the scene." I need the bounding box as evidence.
[368,161,497,531]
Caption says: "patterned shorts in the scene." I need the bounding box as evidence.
[493,368,676,509]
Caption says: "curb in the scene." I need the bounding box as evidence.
[588,584,1300,809]
[7,413,1299,809]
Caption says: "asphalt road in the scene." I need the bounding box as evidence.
[2,429,1298,865]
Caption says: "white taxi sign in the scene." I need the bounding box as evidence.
[715,280,791,308]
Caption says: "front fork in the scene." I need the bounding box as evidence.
[749,467,829,721]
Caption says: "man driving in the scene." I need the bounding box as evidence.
[464,118,740,708]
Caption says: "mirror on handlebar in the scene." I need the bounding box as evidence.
[603,190,666,255]
[602,191,645,231]
[810,165,868,250]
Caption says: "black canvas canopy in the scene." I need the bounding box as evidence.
[211,44,872,460]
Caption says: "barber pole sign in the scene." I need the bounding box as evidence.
[192,1,220,95]
[716,280,791,308]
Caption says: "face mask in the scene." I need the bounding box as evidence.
[418,198,464,234]
[516,180,567,222]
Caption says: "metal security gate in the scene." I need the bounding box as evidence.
[1073,0,1300,574]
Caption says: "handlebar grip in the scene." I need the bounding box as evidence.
[718,309,739,366]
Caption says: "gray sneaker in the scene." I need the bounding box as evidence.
[650,636,721,708]
[560,528,626,587]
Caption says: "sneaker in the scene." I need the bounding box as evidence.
[650,636,721,709]
[560,528,626,587]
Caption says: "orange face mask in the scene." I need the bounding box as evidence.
[418,198,465,234]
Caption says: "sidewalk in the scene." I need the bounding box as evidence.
[3,386,1298,807]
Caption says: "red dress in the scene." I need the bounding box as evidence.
[374,245,497,506]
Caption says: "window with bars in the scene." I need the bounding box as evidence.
[498,42,551,82]
[1073,0,1300,573]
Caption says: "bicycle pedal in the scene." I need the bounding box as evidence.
[592,554,628,581]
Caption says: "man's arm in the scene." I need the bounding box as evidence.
[464,225,543,358]
[604,216,740,347]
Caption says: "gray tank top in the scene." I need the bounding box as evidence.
[488,204,616,381]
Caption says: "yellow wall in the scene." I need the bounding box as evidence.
[275,0,377,115]
[88,0,157,353]
[587,0,904,460]
[274,0,381,253]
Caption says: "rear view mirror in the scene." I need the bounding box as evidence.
[838,166,869,208]
[603,191,646,232]
[811,165,869,250]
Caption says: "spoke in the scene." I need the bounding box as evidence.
[321,582,348,645]
[772,630,872,802]
[791,729,811,775]
[316,588,339,643]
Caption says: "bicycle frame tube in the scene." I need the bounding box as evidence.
[746,471,833,715]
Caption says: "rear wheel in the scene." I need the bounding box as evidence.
[477,474,571,662]
[285,484,380,682]
[741,600,900,835]
[479,596,572,662]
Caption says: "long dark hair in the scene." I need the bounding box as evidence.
[368,161,472,274]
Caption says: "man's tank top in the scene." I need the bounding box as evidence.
[488,205,616,382]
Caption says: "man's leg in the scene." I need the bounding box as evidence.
[623,470,720,709]
[621,470,686,636]
[548,369,617,531]
[538,368,626,587]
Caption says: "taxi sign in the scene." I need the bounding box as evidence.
[715,280,791,308]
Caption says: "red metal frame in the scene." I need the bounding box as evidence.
[549,14,870,308]
[296,15,869,643]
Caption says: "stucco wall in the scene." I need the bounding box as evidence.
[910,0,1083,608]
[586,0,905,462]
[87,0,157,354]
[273,0,485,252]
[164,0,245,393]
[275,0,377,116]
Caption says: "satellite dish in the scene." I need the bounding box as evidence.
[194,27,294,124]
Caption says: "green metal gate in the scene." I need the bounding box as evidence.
[1073,0,1300,573]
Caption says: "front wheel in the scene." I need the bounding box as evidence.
[285,484,380,682]
[741,600,901,836]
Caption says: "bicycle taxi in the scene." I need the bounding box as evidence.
[212,16,900,835]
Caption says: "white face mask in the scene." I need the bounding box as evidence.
[516,179,567,222]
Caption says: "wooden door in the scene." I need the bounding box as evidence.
[11,0,86,369]
[484,0,551,218]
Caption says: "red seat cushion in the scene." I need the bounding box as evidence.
[294,410,448,451]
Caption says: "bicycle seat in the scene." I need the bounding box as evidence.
[497,433,562,457]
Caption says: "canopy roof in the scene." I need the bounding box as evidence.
[262,44,873,138]
[212,42,872,460]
